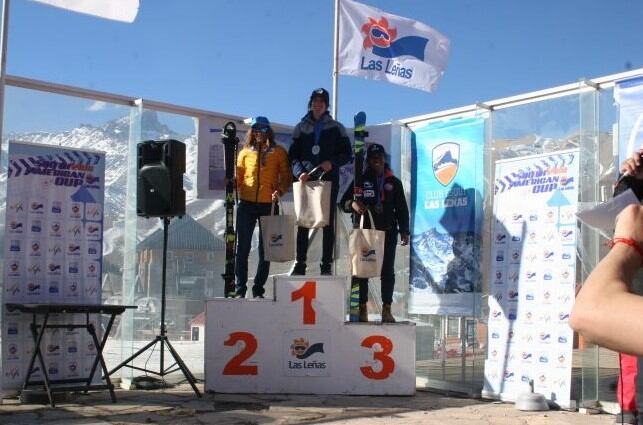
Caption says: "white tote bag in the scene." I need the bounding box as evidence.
[292,167,332,229]
[260,202,295,262]
[349,210,385,278]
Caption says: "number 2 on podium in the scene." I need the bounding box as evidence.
[291,280,316,325]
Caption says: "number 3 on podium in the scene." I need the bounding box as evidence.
[360,335,395,380]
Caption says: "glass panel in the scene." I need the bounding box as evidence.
[490,92,581,402]
[122,109,205,382]
[577,87,600,406]
[573,88,619,410]
[407,115,486,394]
[0,85,132,388]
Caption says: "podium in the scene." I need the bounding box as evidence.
[204,276,415,395]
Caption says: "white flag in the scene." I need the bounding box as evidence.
[338,0,450,92]
[31,0,139,23]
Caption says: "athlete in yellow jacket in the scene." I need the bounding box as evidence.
[234,116,291,298]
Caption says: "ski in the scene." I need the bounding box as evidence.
[221,122,239,298]
[350,111,368,321]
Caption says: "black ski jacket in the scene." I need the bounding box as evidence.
[339,167,410,234]
[289,111,351,184]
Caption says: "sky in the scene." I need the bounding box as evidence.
[6,0,643,133]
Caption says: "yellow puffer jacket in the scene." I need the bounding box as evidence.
[237,144,291,203]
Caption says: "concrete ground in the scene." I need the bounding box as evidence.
[0,384,618,425]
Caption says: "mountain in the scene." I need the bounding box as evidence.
[410,227,482,293]
[1,111,223,281]
[4,110,200,219]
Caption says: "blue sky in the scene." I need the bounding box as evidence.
[6,0,643,133]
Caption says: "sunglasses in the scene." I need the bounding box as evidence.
[252,126,269,133]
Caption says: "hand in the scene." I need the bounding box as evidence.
[400,233,409,246]
[299,172,309,183]
[615,204,643,245]
[271,190,280,202]
[620,148,643,179]
[319,160,333,172]
[351,200,366,214]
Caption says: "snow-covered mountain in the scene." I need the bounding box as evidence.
[4,110,201,219]
[1,111,227,274]
[410,228,482,294]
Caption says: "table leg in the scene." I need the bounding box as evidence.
[25,312,54,407]
[87,320,117,403]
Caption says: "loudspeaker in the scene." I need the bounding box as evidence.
[137,139,186,218]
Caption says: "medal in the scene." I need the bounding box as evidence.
[312,145,320,155]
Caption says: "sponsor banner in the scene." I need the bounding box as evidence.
[409,117,485,315]
[615,76,643,165]
[1,141,105,390]
[482,149,578,408]
[338,0,450,92]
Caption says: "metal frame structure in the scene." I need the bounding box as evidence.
[2,65,643,405]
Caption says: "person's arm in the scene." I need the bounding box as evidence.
[394,178,410,239]
[338,179,355,213]
[235,149,245,186]
[277,147,292,195]
[570,204,643,355]
[289,126,306,179]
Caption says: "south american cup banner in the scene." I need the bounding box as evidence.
[409,116,484,315]
[615,76,643,166]
[482,150,578,408]
[2,141,105,390]
[338,0,450,92]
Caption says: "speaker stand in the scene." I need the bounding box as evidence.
[107,217,201,397]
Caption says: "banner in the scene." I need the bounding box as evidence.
[615,76,643,166]
[482,149,579,408]
[2,142,106,390]
[409,117,484,315]
[338,0,450,93]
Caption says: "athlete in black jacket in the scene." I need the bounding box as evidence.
[289,88,352,276]
[339,143,410,322]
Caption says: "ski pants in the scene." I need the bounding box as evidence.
[235,200,274,297]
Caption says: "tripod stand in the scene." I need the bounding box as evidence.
[108,216,201,396]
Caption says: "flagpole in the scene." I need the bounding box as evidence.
[0,0,10,162]
[331,0,340,119]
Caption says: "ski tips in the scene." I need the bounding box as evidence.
[222,122,237,139]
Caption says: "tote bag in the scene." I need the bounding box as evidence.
[292,167,331,228]
[349,210,385,278]
[260,202,295,262]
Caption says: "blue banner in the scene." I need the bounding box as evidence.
[409,117,485,315]
[616,76,643,166]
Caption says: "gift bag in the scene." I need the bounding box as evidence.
[292,167,331,228]
[260,202,295,262]
[349,210,385,278]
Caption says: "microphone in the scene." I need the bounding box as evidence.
[614,154,643,187]
[615,171,632,188]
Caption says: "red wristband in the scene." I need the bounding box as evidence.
[608,237,643,262]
